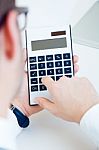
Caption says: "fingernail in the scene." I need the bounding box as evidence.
[41,77,45,83]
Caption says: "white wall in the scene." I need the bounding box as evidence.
[16,0,97,28]
[16,0,78,28]
[71,0,98,26]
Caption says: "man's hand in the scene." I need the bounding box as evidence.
[14,55,79,117]
[36,76,99,123]
[13,72,43,117]
[13,52,79,117]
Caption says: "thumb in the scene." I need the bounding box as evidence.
[35,97,55,113]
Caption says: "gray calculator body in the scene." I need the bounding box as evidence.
[26,25,74,105]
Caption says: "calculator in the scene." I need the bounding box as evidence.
[26,25,74,105]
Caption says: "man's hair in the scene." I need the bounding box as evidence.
[0,0,16,27]
[0,0,28,29]
[0,0,15,17]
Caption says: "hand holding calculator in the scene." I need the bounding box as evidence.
[26,25,74,105]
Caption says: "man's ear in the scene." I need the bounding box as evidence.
[4,11,20,60]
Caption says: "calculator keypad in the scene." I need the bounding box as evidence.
[31,78,38,84]
[63,53,70,59]
[51,76,55,81]
[56,75,63,81]
[39,70,46,76]
[31,85,38,92]
[55,54,62,60]
[30,71,37,77]
[64,67,71,74]
[64,60,71,67]
[47,69,54,76]
[29,57,36,63]
[46,55,53,61]
[38,56,45,62]
[47,62,54,68]
[55,61,62,68]
[56,68,63,75]
[30,64,37,70]
[29,52,73,92]
[38,63,45,69]
[39,85,47,91]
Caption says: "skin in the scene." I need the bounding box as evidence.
[36,75,99,123]
[13,52,79,118]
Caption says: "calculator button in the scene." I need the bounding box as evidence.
[56,75,63,81]
[55,61,62,67]
[63,53,70,59]
[46,55,53,61]
[30,71,37,77]
[56,68,63,75]
[65,75,72,78]
[30,64,37,70]
[31,85,38,92]
[47,69,54,75]
[47,62,54,68]
[55,54,62,60]
[29,57,36,63]
[39,70,46,76]
[39,78,42,84]
[64,60,71,67]
[51,76,55,81]
[64,68,72,74]
[39,85,47,91]
[38,56,45,62]
[31,78,38,84]
[38,63,45,69]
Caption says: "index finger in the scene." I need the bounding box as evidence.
[73,55,79,63]
[42,76,55,93]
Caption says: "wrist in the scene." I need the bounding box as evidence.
[10,104,30,128]
[12,99,29,117]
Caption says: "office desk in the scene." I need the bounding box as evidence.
[16,43,99,150]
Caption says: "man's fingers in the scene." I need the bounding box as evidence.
[73,55,79,63]
[73,55,79,73]
[74,64,79,73]
[27,105,43,117]
[42,77,55,93]
[36,97,55,113]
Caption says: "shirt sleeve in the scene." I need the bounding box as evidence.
[0,109,22,150]
[80,104,99,147]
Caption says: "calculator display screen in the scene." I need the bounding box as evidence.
[31,37,67,51]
